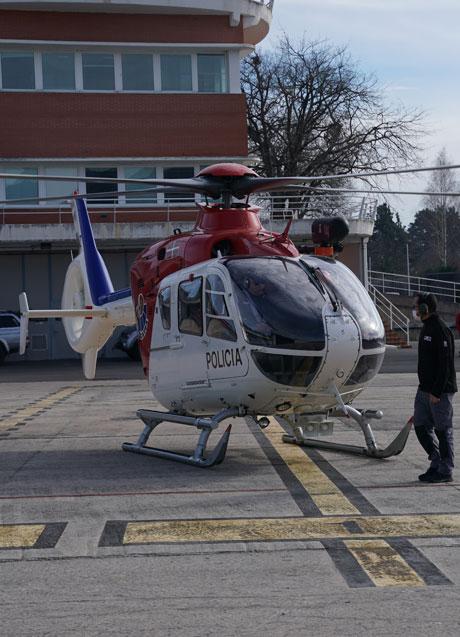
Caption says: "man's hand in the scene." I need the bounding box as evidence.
[429,394,441,404]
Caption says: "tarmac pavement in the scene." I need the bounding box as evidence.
[1,350,460,636]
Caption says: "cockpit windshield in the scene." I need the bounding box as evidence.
[225,258,325,350]
[302,256,385,349]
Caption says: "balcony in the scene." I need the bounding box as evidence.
[0,0,273,45]
[0,192,376,251]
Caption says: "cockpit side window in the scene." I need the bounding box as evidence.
[178,277,203,336]
[158,286,171,331]
[205,274,237,342]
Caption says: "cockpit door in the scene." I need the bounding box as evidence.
[309,311,361,393]
[203,271,249,380]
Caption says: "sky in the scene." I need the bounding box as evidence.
[261,0,460,226]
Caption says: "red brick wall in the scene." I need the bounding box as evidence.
[0,93,248,158]
[0,10,243,43]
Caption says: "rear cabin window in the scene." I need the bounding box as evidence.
[205,274,237,342]
[178,278,203,336]
[158,287,171,330]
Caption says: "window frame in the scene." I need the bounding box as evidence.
[81,52,116,91]
[124,166,157,204]
[121,52,155,92]
[160,53,193,92]
[84,166,119,203]
[41,50,76,91]
[3,166,39,203]
[197,53,228,93]
[0,50,36,90]
[178,277,203,337]
[0,163,204,208]
[158,286,172,331]
[0,47,230,93]
[205,274,237,342]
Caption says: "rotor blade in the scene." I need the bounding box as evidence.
[230,163,460,196]
[2,162,459,200]
[283,186,460,197]
[0,186,182,206]
[0,172,223,197]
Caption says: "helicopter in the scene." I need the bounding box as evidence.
[2,162,415,468]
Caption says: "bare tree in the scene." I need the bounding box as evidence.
[423,148,459,267]
[241,36,424,217]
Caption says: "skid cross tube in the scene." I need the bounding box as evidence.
[279,387,412,458]
[122,407,240,467]
[281,414,412,458]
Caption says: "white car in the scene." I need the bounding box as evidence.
[0,312,21,363]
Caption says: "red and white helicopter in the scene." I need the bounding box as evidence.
[3,162,414,467]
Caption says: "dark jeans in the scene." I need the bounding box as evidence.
[414,389,454,475]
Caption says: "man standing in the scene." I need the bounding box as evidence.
[413,293,457,483]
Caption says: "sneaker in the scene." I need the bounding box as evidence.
[418,467,438,482]
[425,470,453,483]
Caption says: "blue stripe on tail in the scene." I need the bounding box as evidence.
[76,198,114,305]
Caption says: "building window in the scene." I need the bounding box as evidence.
[82,53,115,90]
[42,52,75,90]
[122,54,154,91]
[125,167,157,203]
[161,54,192,91]
[198,55,227,93]
[44,167,79,201]
[85,167,118,203]
[163,167,195,202]
[4,167,38,202]
[1,51,35,89]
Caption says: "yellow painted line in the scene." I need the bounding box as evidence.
[262,418,360,515]
[123,513,460,545]
[0,524,45,549]
[0,387,80,432]
[345,539,425,587]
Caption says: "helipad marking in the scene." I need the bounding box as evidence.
[0,524,45,548]
[0,523,67,551]
[0,387,80,432]
[261,418,360,515]
[345,539,426,587]
[118,513,460,545]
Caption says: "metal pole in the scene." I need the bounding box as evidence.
[406,244,411,296]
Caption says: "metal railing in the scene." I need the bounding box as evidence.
[1,192,377,225]
[368,283,410,346]
[251,192,377,222]
[369,270,460,303]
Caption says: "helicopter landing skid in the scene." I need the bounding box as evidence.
[279,408,413,459]
[122,407,240,467]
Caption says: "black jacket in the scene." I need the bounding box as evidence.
[418,313,457,397]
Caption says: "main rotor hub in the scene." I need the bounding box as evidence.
[197,163,259,178]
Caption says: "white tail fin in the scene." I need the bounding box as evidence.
[83,348,98,380]
[19,198,135,379]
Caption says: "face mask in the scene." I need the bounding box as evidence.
[412,309,421,322]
